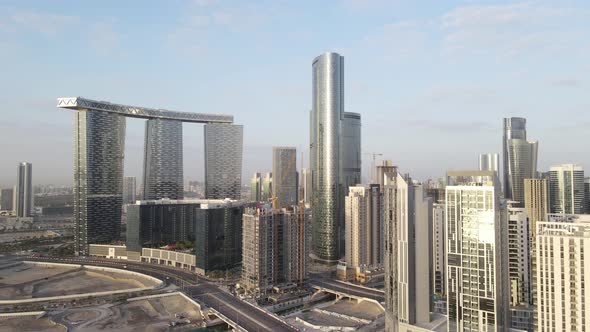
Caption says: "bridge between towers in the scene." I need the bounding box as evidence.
[57,97,233,124]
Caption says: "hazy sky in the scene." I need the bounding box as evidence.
[1,0,589,187]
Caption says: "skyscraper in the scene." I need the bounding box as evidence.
[524,178,548,241]
[536,218,590,332]
[479,153,499,176]
[340,112,361,256]
[122,176,137,205]
[310,52,344,262]
[272,147,298,208]
[503,118,538,207]
[585,177,590,213]
[204,124,243,200]
[344,185,378,269]
[300,168,312,208]
[250,172,262,202]
[261,172,272,202]
[446,170,509,332]
[549,164,585,214]
[15,162,33,217]
[73,111,125,256]
[143,119,183,200]
[383,168,433,331]
[0,188,14,213]
[432,203,446,296]
[507,205,531,306]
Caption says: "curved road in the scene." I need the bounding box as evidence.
[21,256,298,332]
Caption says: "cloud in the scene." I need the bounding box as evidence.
[550,77,582,88]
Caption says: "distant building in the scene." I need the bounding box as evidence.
[344,184,382,270]
[479,153,499,177]
[507,205,531,306]
[549,164,585,214]
[300,168,312,208]
[123,176,137,205]
[524,178,548,242]
[261,172,272,202]
[503,117,538,207]
[143,119,184,200]
[446,170,509,332]
[15,162,33,217]
[127,199,249,274]
[272,147,298,208]
[250,172,262,202]
[0,188,14,212]
[383,167,433,331]
[432,203,445,296]
[586,177,590,213]
[241,205,308,291]
[536,218,590,332]
[204,124,243,200]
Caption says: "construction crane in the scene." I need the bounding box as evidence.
[363,153,383,183]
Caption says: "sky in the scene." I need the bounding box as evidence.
[0,0,589,187]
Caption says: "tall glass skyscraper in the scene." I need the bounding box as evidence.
[15,162,33,218]
[123,176,137,205]
[549,164,585,214]
[340,112,361,256]
[74,110,125,256]
[479,153,499,175]
[143,119,184,200]
[310,52,344,262]
[272,147,298,208]
[204,124,243,200]
[503,117,538,206]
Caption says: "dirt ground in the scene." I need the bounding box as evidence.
[0,262,158,300]
[0,316,66,332]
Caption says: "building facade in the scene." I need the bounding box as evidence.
[432,203,446,296]
[250,172,262,202]
[585,177,590,213]
[340,112,362,257]
[123,176,137,205]
[204,124,243,200]
[241,205,308,291]
[446,171,509,332]
[507,206,531,306]
[310,52,344,262]
[261,172,272,202]
[127,199,248,274]
[15,162,33,217]
[272,147,298,208]
[344,185,382,269]
[479,153,499,177]
[1,188,14,213]
[300,168,312,208]
[73,110,125,256]
[536,220,590,332]
[143,119,184,200]
[549,164,586,214]
[523,178,548,242]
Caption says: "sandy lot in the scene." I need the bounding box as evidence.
[0,262,159,300]
[322,299,383,320]
[60,294,203,332]
[0,316,66,332]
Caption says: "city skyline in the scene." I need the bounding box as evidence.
[2,0,590,186]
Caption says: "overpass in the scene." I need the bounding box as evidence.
[309,277,385,304]
[22,256,297,332]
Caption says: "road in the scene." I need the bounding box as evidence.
[20,256,298,332]
[309,274,385,303]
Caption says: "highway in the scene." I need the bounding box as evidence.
[21,256,298,332]
[309,274,385,303]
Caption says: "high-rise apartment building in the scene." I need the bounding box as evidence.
[272,147,298,208]
[507,206,531,306]
[383,168,433,331]
[536,218,590,332]
[143,119,183,200]
[340,112,362,256]
[585,177,590,213]
[15,162,33,217]
[250,172,262,202]
[344,184,382,269]
[524,178,548,241]
[73,111,125,255]
[446,170,509,332]
[432,203,445,296]
[204,124,243,200]
[549,164,585,214]
[300,168,312,208]
[503,118,538,207]
[310,52,344,262]
[241,205,308,291]
[1,188,14,213]
[479,153,499,177]
[123,176,137,205]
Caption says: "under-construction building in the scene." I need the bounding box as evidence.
[241,204,309,291]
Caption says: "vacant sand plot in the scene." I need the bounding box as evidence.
[61,294,203,332]
[0,262,159,300]
[322,299,383,320]
[0,316,66,332]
